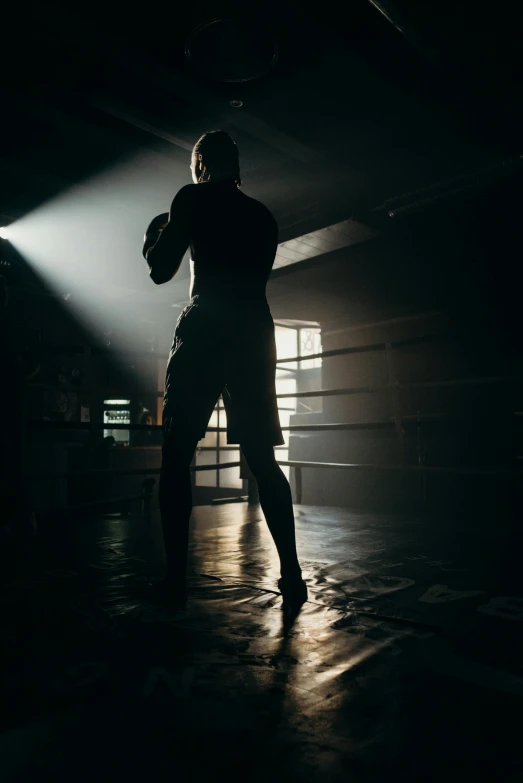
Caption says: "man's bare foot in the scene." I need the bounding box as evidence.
[277,575,308,614]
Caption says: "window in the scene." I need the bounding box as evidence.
[275,374,297,480]
[219,449,242,488]
[274,325,298,369]
[195,403,242,488]
[274,324,322,475]
[192,323,321,488]
[195,408,219,486]
[299,328,322,369]
[194,450,218,487]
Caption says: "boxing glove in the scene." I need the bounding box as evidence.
[145,212,169,239]
[143,212,169,259]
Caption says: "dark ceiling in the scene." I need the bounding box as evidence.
[1,1,522,291]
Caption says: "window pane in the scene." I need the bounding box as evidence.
[275,325,298,370]
[276,377,297,412]
[220,468,242,488]
[195,450,217,486]
[219,447,242,488]
[219,448,240,464]
[197,407,219,447]
[199,431,217,448]
[218,405,237,445]
[196,470,217,487]
[277,410,291,446]
[196,450,217,466]
[278,410,292,429]
[276,448,289,480]
[300,328,322,369]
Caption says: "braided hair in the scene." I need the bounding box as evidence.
[192,130,241,187]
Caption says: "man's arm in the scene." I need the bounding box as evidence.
[144,184,194,285]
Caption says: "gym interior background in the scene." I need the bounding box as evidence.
[0,2,522,781]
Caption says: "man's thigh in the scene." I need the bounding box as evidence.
[162,342,225,440]
[222,363,284,447]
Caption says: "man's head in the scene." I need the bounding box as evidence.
[191,130,241,186]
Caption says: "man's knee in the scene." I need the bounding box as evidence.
[241,443,279,479]
[162,432,199,468]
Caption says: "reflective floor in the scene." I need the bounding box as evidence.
[1,502,522,782]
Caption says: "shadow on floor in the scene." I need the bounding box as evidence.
[1,503,522,782]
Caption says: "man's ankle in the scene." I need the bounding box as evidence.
[280,564,302,581]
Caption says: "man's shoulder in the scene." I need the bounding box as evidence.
[173,183,198,202]
[242,192,277,227]
[169,184,198,215]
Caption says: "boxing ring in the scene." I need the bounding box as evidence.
[22,325,521,515]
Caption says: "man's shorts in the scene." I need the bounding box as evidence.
[162,297,284,447]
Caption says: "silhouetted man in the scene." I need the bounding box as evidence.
[143,130,307,611]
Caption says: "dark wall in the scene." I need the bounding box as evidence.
[270,202,499,336]
[278,184,522,517]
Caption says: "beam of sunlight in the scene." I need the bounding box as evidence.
[5,150,191,351]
